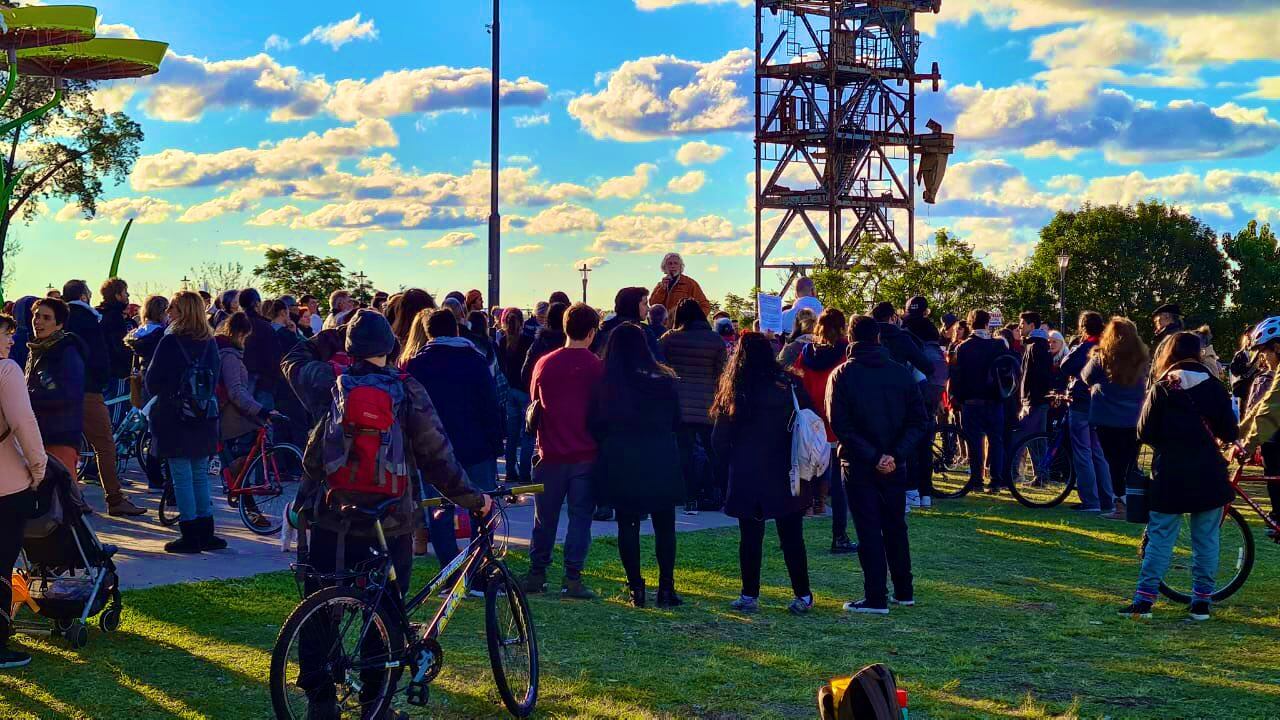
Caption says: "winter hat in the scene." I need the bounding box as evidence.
[345,309,396,359]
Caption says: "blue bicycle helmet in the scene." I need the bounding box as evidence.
[1250,316,1280,349]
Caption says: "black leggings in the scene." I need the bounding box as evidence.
[738,511,810,599]
[1263,439,1280,520]
[1,490,34,645]
[616,508,676,590]
[1096,425,1139,498]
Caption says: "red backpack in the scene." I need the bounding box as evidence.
[320,370,411,501]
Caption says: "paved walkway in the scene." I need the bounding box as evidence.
[76,465,739,590]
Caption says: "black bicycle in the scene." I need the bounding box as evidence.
[269,484,542,719]
[930,407,973,499]
[1006,395,1077,508]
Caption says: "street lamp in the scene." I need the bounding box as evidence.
[579,263,592,304]
[1056,254,1070,329]
[180,275,191,290]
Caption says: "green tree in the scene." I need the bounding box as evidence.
[189,261,247,294]
[1220,220,1280,341]
[254,248,350,305]
[1029,202,1230,339]
[811,231,1002,317]
[999,261,1056,325]
[720,291,757,326]
[0,77,145,291]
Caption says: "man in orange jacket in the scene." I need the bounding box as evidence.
[650,253,710,326]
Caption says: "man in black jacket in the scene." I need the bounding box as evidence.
[97,278,135,383]
[829,317,927,614]
[950,309,1017,493]
[870,301,932,377]
[63,279,144,517]
[1017,312,1054,437]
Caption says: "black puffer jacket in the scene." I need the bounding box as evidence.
[659,319,727,425]
[591,315,663,361]
[1020,335,1054,409]
[828,342,927,468]
[712,372,812,520]
[879,322,931,377]
[1138,359,1239,514]
[65,301,110,393]
[97,299,135,381]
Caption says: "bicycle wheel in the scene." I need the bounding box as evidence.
[239,444,303,536]
[269,586,405,720]
[158,483,180,527]
[1140,505,1254,604]
[930,424,971,499]
[485,561,538,718]
[1007,433,1075,509]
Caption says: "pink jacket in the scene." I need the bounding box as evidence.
[0,359,46,497]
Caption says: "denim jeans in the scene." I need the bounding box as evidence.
[427,459,499,569]
[1068,408,1113,509]
[170,456,213,522]
[529,461,595,580]
[962,401,1006,488]
[504,390,535,484]
[1136,509,1221,603]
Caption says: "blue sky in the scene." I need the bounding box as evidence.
[11,0,1280,306]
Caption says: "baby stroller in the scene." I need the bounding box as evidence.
[12,456,123,649]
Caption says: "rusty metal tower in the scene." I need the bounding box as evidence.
[754,0,952,293]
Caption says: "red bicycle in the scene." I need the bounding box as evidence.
[221,417,304,535]
[1139,450,1280,603]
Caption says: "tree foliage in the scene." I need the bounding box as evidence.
[1029,202,1231,338]
[254,248,351,301]
[190,261,247,294]
[1221,220,1280,341]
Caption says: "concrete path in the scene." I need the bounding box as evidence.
[74,464,739,590]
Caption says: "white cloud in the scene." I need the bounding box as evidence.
[632,201,684,215]
[667,170,706,194]
[141,52,331,122]
[576,256,610,270]
[675,140,728,166]
[327,67,548,121]
[596,163,657,199]
[518,203,602,235]
[132,119,398,189]
[328,230,363,247]
[57,196,181,225]
[424,231,479,249]
[590,213,736,253]
[264,34,292,51]
[636,0,750,8]
[569,49,753,141]
[386,237,408,248]
[248,205,304,227]
[134,252,160,262]
[428,259,457,267]
[515,113,550,128]
[75,230,115,244]
[1029,21,1156,69]
[301,13,378,51]
[508,244,543,255]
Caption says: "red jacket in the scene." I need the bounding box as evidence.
[791,341,848,442]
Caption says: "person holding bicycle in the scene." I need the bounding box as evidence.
[1122,332,1239,621]
[290,310,492,720]
[1234,317,1280,537]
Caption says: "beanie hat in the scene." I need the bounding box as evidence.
[345,309,396,359]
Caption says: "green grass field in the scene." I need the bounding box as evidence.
[2,494,1278,719]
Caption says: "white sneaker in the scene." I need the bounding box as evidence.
[905,490,921,508]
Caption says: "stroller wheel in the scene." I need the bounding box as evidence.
[53,618,74,636]
[68,621,89,649]
[100,606,122,633]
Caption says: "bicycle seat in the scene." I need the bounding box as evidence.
[336,497,401,519]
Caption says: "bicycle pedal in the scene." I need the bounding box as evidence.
[406,681,429,706]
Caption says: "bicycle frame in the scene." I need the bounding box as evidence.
[1228,463,1280,539]
[225,424,283,499]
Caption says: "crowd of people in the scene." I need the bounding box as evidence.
[1,251,1279,676]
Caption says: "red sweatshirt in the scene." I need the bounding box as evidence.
[531,347,604,464]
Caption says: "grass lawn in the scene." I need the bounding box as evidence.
[2,494,1278,719]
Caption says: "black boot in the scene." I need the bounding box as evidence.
[655,585,683,608]
[628,581,646,608]
[165,520,203,554]
[198,516,228,551]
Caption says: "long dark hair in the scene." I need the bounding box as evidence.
[711,331,780,420]
[599,323,674,419]
[1155,331,1203,377]
[390,289,436,346]
[502,308,524,351]
[673,297,707,330]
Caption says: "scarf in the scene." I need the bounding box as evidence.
[27,329,67,361]
[973,329,991,339]
[69,299,101,320]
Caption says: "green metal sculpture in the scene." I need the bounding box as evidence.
[108,217,132,278]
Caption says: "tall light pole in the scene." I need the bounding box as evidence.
[1057,254,1070,330]
[486,0,502,308]
[579,263,592,304]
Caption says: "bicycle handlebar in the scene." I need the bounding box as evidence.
[419,483,543,509]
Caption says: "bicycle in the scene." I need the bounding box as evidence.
[1138,452,1280,603]
[268,483,543,719]
[1006,393,1077,508]
[929,404,973,499]
[221,416,303,535]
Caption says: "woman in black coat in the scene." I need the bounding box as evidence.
[145,291,224,555]
[1123,332,1239,621]
[712,331,813,616]
[660,298,728,513]
[589,323,684,608]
